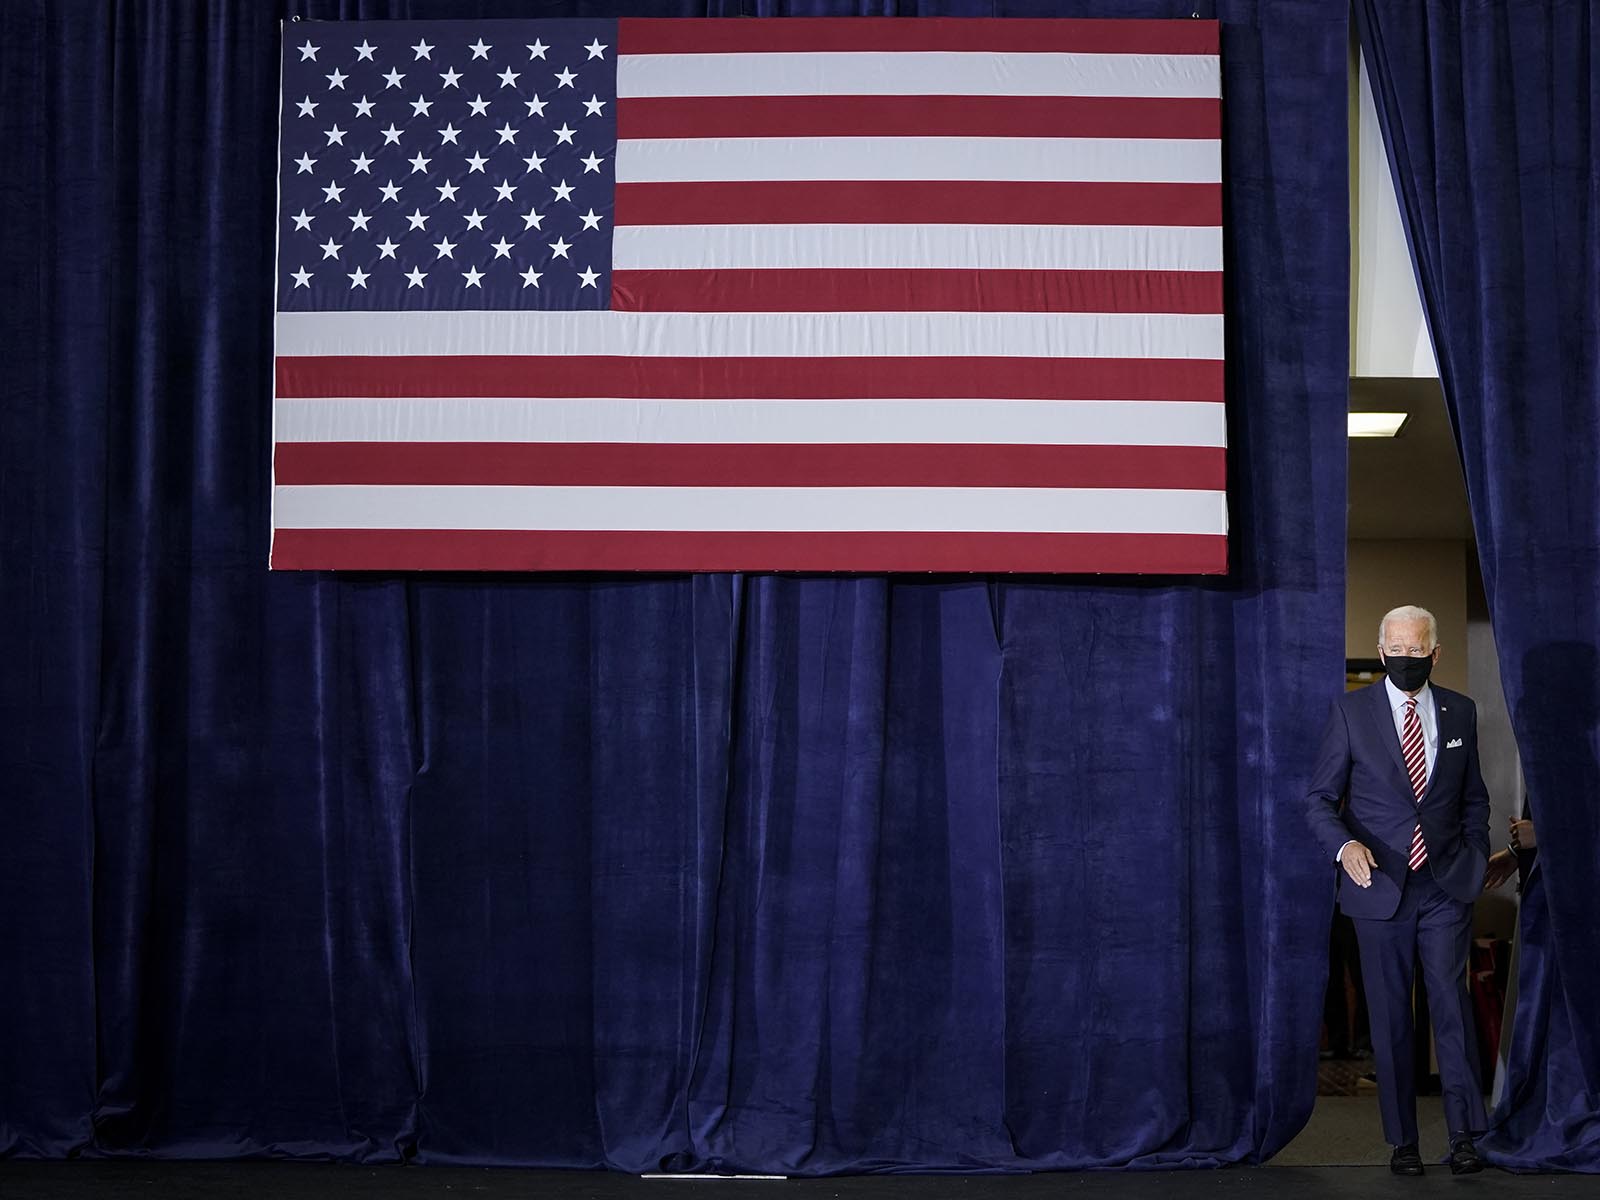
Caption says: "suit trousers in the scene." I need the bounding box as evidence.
[1352,867,1487,1147]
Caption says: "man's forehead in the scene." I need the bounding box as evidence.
[1382,619,1431,643]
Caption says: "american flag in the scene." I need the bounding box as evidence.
[271,18,1224,573]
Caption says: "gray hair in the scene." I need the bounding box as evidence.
[1379,605,1438,650]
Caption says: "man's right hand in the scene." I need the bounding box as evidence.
[1339,840,1378,888]
[1483,847,1518,891]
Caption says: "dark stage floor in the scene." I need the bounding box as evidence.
[0,1163,1593,1200]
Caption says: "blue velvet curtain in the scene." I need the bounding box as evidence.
[1355,0,1600,1172]
[0,0,1348,1170]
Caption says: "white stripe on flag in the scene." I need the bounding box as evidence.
[615,137,1221,184]
[273,397,1230,447]
[273,484,1229,534]
[274,310,1225,360]
[616,51,1221,99]
[611,223,1223,272]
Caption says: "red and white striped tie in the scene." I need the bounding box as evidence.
[1402,698,1429,869]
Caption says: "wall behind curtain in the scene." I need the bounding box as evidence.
[1355,0,1600,1171]
[0,0,1349,1170]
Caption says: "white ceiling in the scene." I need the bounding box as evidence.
[1347,377,1476,541]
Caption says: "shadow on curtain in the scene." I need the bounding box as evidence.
[1355,0,1600,1172]
[0,0,1348,1170]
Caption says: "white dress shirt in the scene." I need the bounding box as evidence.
[1385,676,1438,782]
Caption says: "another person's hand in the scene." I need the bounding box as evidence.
[1483,847,1517,891]
[1339,841,1378,888]
[1510,817,1537,851]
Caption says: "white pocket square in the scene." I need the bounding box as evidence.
[1446,737,1463,749]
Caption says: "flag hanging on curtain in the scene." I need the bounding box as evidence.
[271,18,1225,573]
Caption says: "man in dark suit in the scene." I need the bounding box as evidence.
[1305,605,1490,1175]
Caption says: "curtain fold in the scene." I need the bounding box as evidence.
[1355,0,1600,1171]
[2,0,1349,1170]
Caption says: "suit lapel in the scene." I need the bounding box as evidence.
[1367,681,1411,788]
[1421,688,1457,804]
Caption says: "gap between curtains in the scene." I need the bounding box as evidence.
[1355,0,1600,1171]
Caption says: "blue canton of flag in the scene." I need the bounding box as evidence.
[277,20,617,311]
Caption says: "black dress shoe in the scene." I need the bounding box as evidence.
[1449,1134,1485,1175]
[1390,1143,1425,1175]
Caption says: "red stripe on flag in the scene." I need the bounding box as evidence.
[618,18,1220,56]
[611,269,1224,314]
[613,180,1221,227]
[617,95,1221,141]
[275,356,1226,403]
[274,442,1227,490]
[271,528,1229,574]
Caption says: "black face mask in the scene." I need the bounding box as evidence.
[1383,653,1434,692]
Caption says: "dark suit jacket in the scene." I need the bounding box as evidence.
[1304,681,1490,919]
